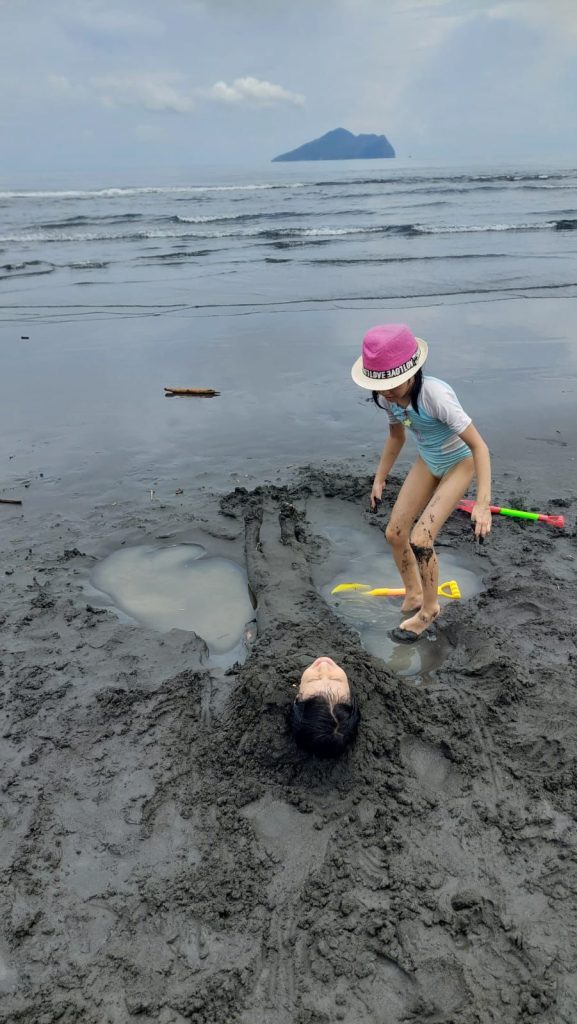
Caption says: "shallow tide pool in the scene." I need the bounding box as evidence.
[90,543,256,667]
[306,502,483,679]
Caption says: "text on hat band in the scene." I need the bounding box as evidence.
[362,350,420,380]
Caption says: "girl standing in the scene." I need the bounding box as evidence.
[351,323,492,643]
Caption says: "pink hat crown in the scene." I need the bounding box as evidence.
[361,324,420,380]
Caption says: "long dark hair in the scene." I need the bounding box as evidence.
[371,368,423,415]
[289,694,360,758]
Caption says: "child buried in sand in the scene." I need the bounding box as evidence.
[351,323,492,644]
[243,498,359,759]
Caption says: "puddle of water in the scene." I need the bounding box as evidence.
[306,504,483,679]
[90,544,256,665]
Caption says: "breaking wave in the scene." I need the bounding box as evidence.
[2,218,575,245]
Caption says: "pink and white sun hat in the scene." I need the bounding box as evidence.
[351,323,428,391]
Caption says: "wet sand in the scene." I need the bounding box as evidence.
[2,296,577,511]
[1,462,576,1023]
[2,285,577,1020]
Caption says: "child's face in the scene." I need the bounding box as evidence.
[379,378,414,403]
[298,657,350,702]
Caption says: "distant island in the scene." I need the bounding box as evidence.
[272,127,395,162]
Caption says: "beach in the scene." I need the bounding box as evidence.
[1,162,577,1022]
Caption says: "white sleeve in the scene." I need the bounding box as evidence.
[420,378,472,434]
[379,398,398,427]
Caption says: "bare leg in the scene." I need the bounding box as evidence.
[385,458,438,612]
[400,457,475,637]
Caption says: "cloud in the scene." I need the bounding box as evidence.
[381,4,577,158]
[43,69,305,118]
[486,0,577,44]
[204,76,305,107]
[92,74,194,112]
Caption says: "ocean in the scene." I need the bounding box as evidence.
[1,160,576,509]
[2,161,577,305]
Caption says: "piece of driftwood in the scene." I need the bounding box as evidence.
[0,497,22,505]
[164,386,220,397]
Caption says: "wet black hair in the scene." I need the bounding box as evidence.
[372,367,423,415]
[289,694,360,758]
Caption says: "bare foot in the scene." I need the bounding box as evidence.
[401,593,423,613]
[399,604,440,637]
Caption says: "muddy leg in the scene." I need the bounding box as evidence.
[400,457,475,637]
[385,458,438,612]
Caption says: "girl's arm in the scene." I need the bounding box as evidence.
[459,423,492,536]
[371,423,406,509]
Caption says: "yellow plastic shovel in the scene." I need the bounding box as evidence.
[331,579,461,599]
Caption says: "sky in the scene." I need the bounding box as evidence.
[1,0,576,172]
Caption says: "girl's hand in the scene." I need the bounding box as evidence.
[370,477,386,511]
[471,502,492,538]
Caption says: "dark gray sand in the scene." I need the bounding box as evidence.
[1,467,577,1023]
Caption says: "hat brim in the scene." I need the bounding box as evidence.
[351,337,428,391]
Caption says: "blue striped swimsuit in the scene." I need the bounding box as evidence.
[383,376,473,478]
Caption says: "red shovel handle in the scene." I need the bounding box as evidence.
[541,514,566,528]
[457,500,565,528]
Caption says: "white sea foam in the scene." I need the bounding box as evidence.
[417,221,555,234]
[0,220,560,244]
[0,183,306,200]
